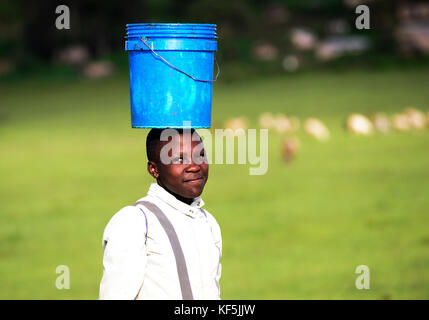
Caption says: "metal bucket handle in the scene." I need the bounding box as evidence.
[140,37,220,83]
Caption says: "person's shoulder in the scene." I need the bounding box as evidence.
[203,208,222,243]
[103,201,148,243]
[204,209,220,227]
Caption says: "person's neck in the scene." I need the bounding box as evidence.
[157,180,194,205]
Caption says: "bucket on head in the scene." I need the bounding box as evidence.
[125,23,218,129]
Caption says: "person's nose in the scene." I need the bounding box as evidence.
[185,157,201,172]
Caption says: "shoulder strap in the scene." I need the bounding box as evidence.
[134,200,194,300]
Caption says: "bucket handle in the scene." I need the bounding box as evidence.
[139,37,220,83]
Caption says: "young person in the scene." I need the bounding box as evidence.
[99,129,222,300]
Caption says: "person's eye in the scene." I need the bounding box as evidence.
[172,157,183,164]
[194,152,207,164]
[193,152,204,160]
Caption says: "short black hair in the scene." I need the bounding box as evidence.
[146,128,196,163]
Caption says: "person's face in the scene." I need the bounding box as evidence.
[148,131,209,201]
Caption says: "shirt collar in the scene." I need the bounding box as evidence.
[146,183,205,219]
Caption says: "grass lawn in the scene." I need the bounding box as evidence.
[1,67,429,299]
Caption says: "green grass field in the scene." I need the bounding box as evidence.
[1,68,429,299]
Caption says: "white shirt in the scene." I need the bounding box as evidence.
[99,183,222,300]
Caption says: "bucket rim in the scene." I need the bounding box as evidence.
[126,23,216,27]
[125,23,218,40]
[132,125,211,129]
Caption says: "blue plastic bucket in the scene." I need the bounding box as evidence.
[125,23,218,128]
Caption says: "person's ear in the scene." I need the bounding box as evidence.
[147,161,160,179]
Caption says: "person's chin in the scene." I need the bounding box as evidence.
[182,184,205,198]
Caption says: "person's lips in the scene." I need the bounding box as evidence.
[184,176,204,183]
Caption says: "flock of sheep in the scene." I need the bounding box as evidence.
[222,107,429,163]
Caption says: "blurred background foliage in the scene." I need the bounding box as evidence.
[1,0,429,81]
